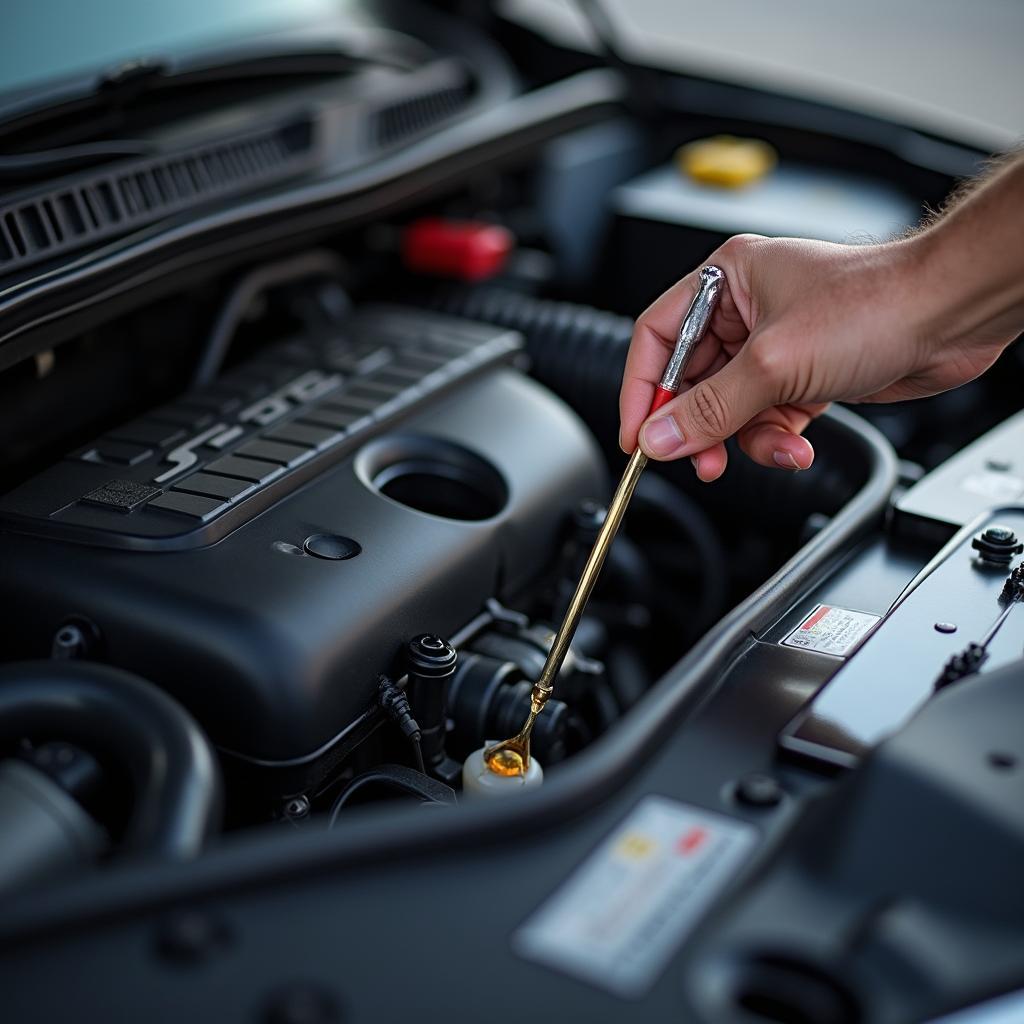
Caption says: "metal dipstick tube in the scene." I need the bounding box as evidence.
[484,265,726,777]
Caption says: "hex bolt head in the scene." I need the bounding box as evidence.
[984,525,1015,543]
[734,773,784,808]
[971,524,1023,565]
[284,796,311,820]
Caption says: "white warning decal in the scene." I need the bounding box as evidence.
[782,603,880,657]
[513,796,757,999]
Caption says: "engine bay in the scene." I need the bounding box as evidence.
[0,3,1022,1022]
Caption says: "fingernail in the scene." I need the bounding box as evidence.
[642,416,684,457]
[690,455,701,478]
[773,450,801,470]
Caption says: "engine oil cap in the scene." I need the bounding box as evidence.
[303,534,361,560]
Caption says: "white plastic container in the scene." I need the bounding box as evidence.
[461,745,543,797]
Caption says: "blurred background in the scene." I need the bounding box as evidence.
[503,0,1024,147]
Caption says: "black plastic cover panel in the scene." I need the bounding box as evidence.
[0,307,522,549]
[0,318,605,765]
[781,506,1024,768]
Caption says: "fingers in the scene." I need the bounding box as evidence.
[735,403,829,470]
[619,269,749,453]
[738,422,814,471]
[637,343,779,461]
[691,443,728,482]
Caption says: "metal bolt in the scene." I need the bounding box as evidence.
[284,796,310,821]
[934,622,958,634]
[734,773,784,808]
[983,525,1015,544]
[50,617,101,660]
[52,625,87,660]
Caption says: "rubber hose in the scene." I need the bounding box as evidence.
[430,286,633,451]
[0,662,221,859]
[426,287,865,524]
[632,472,729,633]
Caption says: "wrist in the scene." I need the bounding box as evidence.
[893,230,972,351]
[900,159,1024,352]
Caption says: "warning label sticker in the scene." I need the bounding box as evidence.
[512,796,757,999]
[782,603,880,657]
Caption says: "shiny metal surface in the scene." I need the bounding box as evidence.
[483,266,726,776]
[484,447,649,772]
[659,265,725,393]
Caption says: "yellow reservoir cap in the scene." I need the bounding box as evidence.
[676,136,778,188]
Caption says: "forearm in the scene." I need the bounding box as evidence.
[906,151,1024,351]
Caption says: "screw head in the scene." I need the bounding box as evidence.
[734,773,784,808]
[983,525,1015,544]
[284,796,310,820]
[972,524,1022,565]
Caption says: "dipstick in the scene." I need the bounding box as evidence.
[483,266,726,775]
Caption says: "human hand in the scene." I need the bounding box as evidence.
[618,233,1013,481]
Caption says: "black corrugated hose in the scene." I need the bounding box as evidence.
[424,286,863,532]
[430,286,633,453]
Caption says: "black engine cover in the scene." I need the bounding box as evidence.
[0,310,605,776]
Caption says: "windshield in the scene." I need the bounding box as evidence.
[3,0,352,98]
[501,0,1024,147]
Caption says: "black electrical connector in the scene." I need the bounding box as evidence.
[934,642,989,691]
[405,634,460,785]
[1000,564,1024,602]
[935,564,1023,691]
[376,675,425,774]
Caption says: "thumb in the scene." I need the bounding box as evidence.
[638,345,777,461]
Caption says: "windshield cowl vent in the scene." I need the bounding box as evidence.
[0,118,315,277]
[371,76,472,149]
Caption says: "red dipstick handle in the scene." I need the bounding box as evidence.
[649,386,677,413]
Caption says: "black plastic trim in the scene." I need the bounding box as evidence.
[0,119,316,277]
[0,70,625,372]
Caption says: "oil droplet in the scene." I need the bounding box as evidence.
[486,748,525,777]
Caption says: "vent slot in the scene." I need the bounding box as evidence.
[372,80,471,149]
[0,118,315,276]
